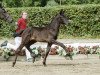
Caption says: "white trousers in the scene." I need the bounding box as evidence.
[6,37,32,60]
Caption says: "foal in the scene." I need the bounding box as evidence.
[13,9,71,67]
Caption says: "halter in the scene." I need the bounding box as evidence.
[2,12,10,21]
[0,7,11,21]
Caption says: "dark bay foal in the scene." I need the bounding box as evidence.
[13,9,71,67]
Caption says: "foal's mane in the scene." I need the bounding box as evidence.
[46,12,60,28]
[31,13,59,29]
[31,10,62,30]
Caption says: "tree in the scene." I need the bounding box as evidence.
[55,0,66,5]
[46,0,58,6]
[40,0,48,7]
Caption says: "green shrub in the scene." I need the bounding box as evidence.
[0,4,100,38]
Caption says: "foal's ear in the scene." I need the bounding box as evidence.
[59,9,65,15]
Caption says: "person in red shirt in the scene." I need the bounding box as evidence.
[1,11,32,61]
[16,13,27,32]
[14,11,27,37]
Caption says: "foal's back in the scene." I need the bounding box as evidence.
[30,27,55,42]
[22,26,55,42]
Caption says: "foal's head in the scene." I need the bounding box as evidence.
[56,9,69,25]
[0,4,13,23]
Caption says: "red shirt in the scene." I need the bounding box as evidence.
[16,18,27,32]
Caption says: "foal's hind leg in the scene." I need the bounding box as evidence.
[12,34,31,67]
[43,43,52,66]
[12,43,25,67]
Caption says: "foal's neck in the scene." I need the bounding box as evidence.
[49,16,61,31]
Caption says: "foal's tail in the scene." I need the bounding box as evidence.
[16,30,24,37]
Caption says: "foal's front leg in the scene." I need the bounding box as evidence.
[52,40,73,60]
[43,43,52,66]
[25,41,36,63]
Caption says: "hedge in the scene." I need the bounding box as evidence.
[0,4,100,38]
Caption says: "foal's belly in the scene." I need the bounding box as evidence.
[31,30,51,42]
[31,35,51,43]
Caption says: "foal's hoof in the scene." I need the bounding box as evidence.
[12,62,15,67]
[43,62,47,67]
[69,56,73,60]
[32,58,35,63]
[65,53,73,60]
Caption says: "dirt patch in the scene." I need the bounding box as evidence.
[0,39,100,75]
[0,55,100,75]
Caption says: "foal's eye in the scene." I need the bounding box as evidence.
[2,9,7,13]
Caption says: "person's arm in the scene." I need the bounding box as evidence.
[13,19,22,37]
[16,29,24,36]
